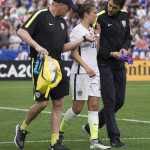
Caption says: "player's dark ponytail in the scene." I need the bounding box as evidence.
[74,3,95,19]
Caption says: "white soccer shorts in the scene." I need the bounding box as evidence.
[70,73,101,100]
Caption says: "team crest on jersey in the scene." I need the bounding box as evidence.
[61,23,65,30]
[77,90,83,96]
[121,20,126,27]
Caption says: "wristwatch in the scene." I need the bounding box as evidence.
[83,36,87,42]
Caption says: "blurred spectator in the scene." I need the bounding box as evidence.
[142,51,150,60]
[96,5,101,13]
[147,6,150,18]
[129,7,136,19]
[9,29,22,50]
[15,52,24,61]
[17,3,27,16]
[133,25,142,45]
[0,45,8,50]
[147,0,150,8]
[0,16,10,29]
[27,0,37,10]
[133,53,141,60]
[129,0,140,10]
[99,0,107,10]
[9,3,18,14]
[27,3,37,14]
[132,15,139,27]
[3,7,9,17]
[10,9,19,20]
[37,0,44,10]
[8,44,14,50]
[0,28,10,48]
[19,45,22,50]
[136,35,148,49]
[140,0,146,7]
[143,17,150,38]
[136,5,146,20]
[68,17,78,35]
[0,7,3,17]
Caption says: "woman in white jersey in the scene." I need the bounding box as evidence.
[59,3,111,149]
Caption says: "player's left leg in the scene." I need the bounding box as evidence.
[88,97,111,149]
[59,100,85,145]
[110,69,126,148]
[114,69,126,112]
[48,68,70,150]
[49,97,70,150]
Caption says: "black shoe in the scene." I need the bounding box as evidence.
[14,124,28,149]
[110,139,126,148]
[59,131,64,145]
[49,139,70,150]
[82,125,91,140]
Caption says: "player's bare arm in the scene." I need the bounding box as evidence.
[71,46,95,77]
[62,35,96,52]
[17,29,49,58]
[94,22,101,53]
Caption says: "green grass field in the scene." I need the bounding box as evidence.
[0,81,150,150]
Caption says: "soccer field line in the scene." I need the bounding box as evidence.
[0,137,150,144]
[0,84,150,89]
[0,106,150,124]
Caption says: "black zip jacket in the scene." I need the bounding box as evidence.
[96,5,132,70]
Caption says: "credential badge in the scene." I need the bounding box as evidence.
[121,20,126,27]
[61,23,65,30]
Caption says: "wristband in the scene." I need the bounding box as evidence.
[95,34,100,37]
[83,36,87,42]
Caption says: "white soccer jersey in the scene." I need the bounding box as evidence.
[70,23,99,74]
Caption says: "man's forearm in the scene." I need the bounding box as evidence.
[17,28,40,50]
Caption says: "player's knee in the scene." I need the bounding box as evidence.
[41,101,49,109]
[53,100,64,109]
[88,104,99,111]
[72,106,83,115]
[116,101,124,111]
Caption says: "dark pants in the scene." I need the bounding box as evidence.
[99,64,126,140]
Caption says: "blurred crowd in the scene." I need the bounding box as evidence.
[0,0,150,60]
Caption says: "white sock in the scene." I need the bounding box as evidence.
[59,108,76,132]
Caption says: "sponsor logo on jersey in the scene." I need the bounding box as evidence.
[77,90,82,96]
[49,23,54,26]
[108,24,112,26]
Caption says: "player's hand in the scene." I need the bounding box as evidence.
[36,46,49,59]
[86,35,96,42]
[119,48,128,56]
[85,66,96,77]
[94,22,101,35]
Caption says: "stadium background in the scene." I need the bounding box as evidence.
[0,0,150,150]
